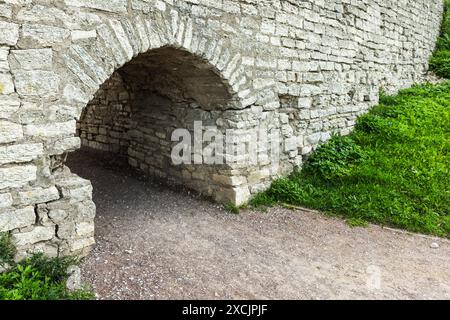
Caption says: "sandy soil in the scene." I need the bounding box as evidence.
[68,149,450,300]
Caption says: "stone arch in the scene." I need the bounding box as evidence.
[29,6,268,257]
[58,7,255,119]
[74,44,242,193]
[54,6,261,205]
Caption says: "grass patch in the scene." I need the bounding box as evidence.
[224,203,241,214]
[346,218,369,228]
[0,235,94,300]
[0,233,16,266]
[250,82,450,237]
[430,0,450,78]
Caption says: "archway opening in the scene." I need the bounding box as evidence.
[67,46,239,204]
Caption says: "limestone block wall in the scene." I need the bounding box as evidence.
[78,72,134,155]
[0,0,444,259]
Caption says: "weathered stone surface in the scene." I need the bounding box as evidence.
[70,237,95,252]
[75,222,94,237]
[24,120,76,138]
[0,165,36,190]
[226,186,251,206]
[0,47,10,72]
[0,206,35,233]
[21,24,70,46]
[66,265,81,291]
[2,1,33,7]
[62,84,90,105]
[0,120,23,144]
[12,226,55,246]
[48,209,68,224]
[14,71,60,97]
[0,73,15,95]
[0,193,13,209]
[0,97,21,119]
[16,186,60,206]
[55,174,93,201]
[13,101,45,125]
[73,200,96,220]
[9,49,53,71]
[0,4,12,19]
[71,30,97,41]
[0,21,19,45]
[46,137,81,155]
[212,174,247,186]
[65,0,128,13]
[0,143,43,165]
[29,242,58,257]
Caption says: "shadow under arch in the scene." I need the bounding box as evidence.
[68,45,243,206]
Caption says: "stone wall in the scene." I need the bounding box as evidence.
[0,0,444,259]
[78,46,250,203]
[78,72,133,155]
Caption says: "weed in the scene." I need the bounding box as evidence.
[224,203,240,214]
[346,218,369,228]
[0,241,94,300]
[430,0,450,78]
[0,233,16,266]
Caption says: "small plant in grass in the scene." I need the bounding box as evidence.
[224,203,241,214]
[346,218,369,228]
[0,236,94,300]
[430,0,450,78]
[430,51,450,78]
[16,253,79,283]
[0,233,16,266]
[303,135,367,180]
[0,263,94,300]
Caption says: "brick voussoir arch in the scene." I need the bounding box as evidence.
[45,6,258,257]
[59,7,253,124]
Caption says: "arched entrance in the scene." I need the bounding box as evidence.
[70,46,240,201]
[7,8,285,258]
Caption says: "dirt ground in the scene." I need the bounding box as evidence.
[68,149,450,300]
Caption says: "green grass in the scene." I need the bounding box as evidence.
[0,233,16,266]
[0,235,94,300]
[346,218,369,228]
[224,203,241,214]
[430,0,450,78]
[251,82,450,237]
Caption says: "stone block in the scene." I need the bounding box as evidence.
[0,21,19,45]
[0,120,23,144]
[0,73,15,95]
[9,49,53,71]
[16,186,60,206]
[12,226,55,247]
[0,143,43,165]
[0,206,35,233]
[0,165,36,190]
[14,70,60,98]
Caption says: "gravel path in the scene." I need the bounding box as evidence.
[68,149,450,300]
